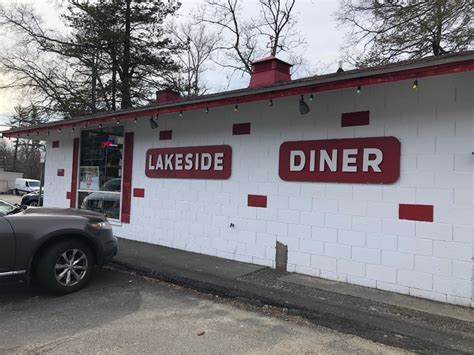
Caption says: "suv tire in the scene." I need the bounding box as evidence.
[36,240,94,295]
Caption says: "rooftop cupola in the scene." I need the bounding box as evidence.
[248,56,292,88]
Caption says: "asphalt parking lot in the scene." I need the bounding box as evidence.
[0,268,406,354]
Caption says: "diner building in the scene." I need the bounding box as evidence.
[3,52,473,307]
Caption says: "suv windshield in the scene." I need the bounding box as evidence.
[0,200,17,216]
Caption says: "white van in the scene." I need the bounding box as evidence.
[14,178,41,195]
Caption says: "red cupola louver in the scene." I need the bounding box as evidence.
[248,56,292,88]
[156,89,181,104]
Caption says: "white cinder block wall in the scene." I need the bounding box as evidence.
[43,130,77,208]
[43,72,474,307]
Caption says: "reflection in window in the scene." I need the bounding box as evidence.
[78,126,124,219]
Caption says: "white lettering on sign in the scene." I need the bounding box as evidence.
[363,148,383,172]
[342,149,358,173]
[288,148,384,173]
[290,150,305,171]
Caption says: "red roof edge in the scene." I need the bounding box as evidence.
[2,53,474,138]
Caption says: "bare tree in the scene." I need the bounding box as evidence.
[336,0,473,67]
[196,0,305,77]
[166,21,221,96]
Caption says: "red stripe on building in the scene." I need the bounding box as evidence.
[233,123,251,135]
[159,130,172,140]
[248,194,267,208]
[341,111,370,127]
[70,138,80,208]
[399,204,433,222]
[133,188,145,198]
[121,132,134,223]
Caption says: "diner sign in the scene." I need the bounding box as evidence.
[279,137,400,184]
[146,145,232,179]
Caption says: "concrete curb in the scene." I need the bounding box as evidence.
[111,260,474,354]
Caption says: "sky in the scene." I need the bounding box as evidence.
[0,0,345,123]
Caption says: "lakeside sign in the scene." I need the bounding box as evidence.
[279,137,400,184]
[146,145,232,179]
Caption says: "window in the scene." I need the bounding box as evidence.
[77,126,124,219]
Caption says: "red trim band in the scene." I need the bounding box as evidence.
[121,132,134,223]
[233,123,251,135]
[159,130,172,140]
[70,138,79,208]
[399,204,434,222]
[133,188,145,198]
[248,194,267,208]
[341,111,370,127]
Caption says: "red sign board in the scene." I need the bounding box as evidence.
[146,145,232,179]
[279,137,400,184]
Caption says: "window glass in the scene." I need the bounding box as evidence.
[78,126,124,219]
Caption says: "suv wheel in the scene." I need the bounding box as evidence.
[36,240,94,295]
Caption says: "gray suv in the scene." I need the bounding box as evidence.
[0,200,117,294]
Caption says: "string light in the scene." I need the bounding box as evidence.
[234,104,238,112]
[412,79,418,90]
[47,130,50,136]
[58,128,62,132]
[134,117,137,123]
[116,120,120,125]
[71,126,75,132]
[309,93,314,102]
[269,98,273,106]
[99,123,103,128]
[205,107,209,114]
[179,111,183,117]
[356,85,362,94]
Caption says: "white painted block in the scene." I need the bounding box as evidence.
[288,223,311,239]
[266,221,288,237]
[415,255,452,276]
[277,209,300,224]
[433,241,472,261]
[311,227,338,243]
[453,225,473,243]
[289,196,313,211]
[337,259,365,277]
[299,238,324,254]
[398,269,433,290]
[397,236,433,255]
[352,247,381,264]
[324,242,351,259]
[366,233,398,251]
[433,276,472,298]
[300,211,325,226]
[325,213,352,230]
[338,230,366,246]
[288,251,311,267]
[352,216,382,233]
[311,255,337,272]
[382,251,415,269]
[353,186,383,201]
[415,222,452,241]
[383,219,415,236]
[366,264,397,283]
[339,199,367,216]
[367,201,398,218]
